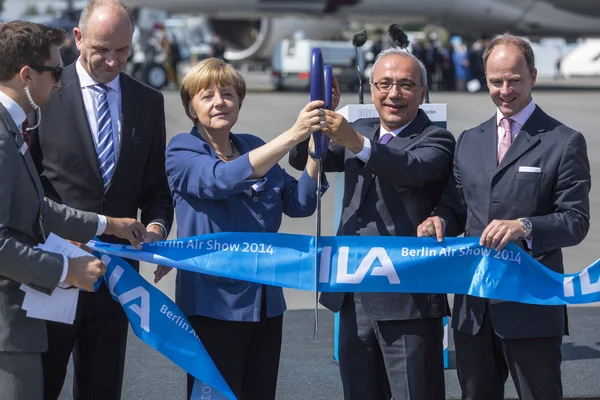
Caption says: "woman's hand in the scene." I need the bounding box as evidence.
[288,100,327,143]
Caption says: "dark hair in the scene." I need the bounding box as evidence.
[483,33,536,75]
[0,20,65,81]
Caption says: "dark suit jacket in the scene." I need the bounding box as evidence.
[435,105,591,339]
[290,109,455,320]
[0,103,98,352]
[29,63,174,248]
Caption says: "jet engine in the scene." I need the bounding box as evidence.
[206,17,345,63]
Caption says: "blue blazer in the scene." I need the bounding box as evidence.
[166,128,325,321]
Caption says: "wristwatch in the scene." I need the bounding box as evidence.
[307,149,319,160]
[519,218,533,237]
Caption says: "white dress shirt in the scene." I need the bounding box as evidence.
[355,118,415,163]
[76,59,122,159]
[0,89,107,283]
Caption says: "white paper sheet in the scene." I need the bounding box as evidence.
[19,234,90,324]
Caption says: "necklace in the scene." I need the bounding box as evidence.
[216,138,236,160]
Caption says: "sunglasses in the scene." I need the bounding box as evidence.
[27,64,63,82]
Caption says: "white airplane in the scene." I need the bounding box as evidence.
[125,0,600,63]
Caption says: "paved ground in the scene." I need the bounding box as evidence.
[58,75,600,399]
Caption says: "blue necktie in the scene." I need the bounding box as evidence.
[96,84,115,189]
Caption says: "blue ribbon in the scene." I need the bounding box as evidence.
[90,233,600,305]
[96,252,236,400]
[87,233,600,400]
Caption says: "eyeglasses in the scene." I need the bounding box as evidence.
[371,80,424,94]
[28,65,63,82]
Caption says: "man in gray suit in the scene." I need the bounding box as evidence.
[290,48,455,399]
[418,34,591,400]
[0,20,147,400]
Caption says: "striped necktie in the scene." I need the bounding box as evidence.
[96,84,115,189]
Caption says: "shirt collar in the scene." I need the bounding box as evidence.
[0,89,27,131]
[76,58,120,92]
[379,117,414,137]
[496,98,536,128]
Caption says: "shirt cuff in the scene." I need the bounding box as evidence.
[96,215,107,236]
[59,255,68,283]
[354,136,372,163]
[148,222,168,240]
[523,233,532,250]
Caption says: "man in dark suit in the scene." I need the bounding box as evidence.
[289,48,455,399]
[0,20,147,400]
[29,1,174,399]
[418,34,591,400]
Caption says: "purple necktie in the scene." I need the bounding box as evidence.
[378,133,394,145]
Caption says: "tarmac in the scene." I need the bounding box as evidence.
[57,74,600,399]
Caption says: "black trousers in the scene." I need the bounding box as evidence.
[454,311,563,400]
[338,293,445,400]
[42,282,129,400]
[186,289,283,400]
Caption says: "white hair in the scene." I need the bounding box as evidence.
[370,47,428,86]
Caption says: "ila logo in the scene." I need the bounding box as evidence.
[319,246,400,284]
[102,255,150,332]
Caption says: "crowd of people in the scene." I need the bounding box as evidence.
[410,37,490,92]
[0,1,591,400]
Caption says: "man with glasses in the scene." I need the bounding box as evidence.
[289,47,455,399]
[0,20,147,400]
[28,0,174,398]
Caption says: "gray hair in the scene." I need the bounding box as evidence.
[78,0,134,34]
[370,47,428,86]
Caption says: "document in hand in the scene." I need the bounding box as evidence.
[19,234,87,324]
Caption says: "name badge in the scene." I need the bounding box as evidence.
[19,142,27,155]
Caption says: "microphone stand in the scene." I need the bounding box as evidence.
[354,46,364,104]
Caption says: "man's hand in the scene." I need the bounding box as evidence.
[65,256,106,292]
[331,76,341,110]
[104,217,146,249]
[417,216,445,242]
[154,265,172,284]
[322,110,364,153]
[67,240,92,254]
[480,219,525,250]
[144,224,165,243]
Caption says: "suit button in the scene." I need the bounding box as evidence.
[253,197,259,202]
[357,217,363,223]
[257,213,263,220]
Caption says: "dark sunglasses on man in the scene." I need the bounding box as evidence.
[25,64,63,82]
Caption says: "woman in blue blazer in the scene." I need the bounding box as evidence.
[159,58,327,400]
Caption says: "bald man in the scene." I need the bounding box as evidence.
[28,1,173,398]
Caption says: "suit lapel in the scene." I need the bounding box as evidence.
[58,64,102,181]
[356,123,380,206]
[358,111,430,206]
[0,104,45,202]
[116,73,134,176]
[494,106,543,178]
[477,116,498,179]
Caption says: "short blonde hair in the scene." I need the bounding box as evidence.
[180,58,247,124]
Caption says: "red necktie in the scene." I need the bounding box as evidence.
[22,120,31,150]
